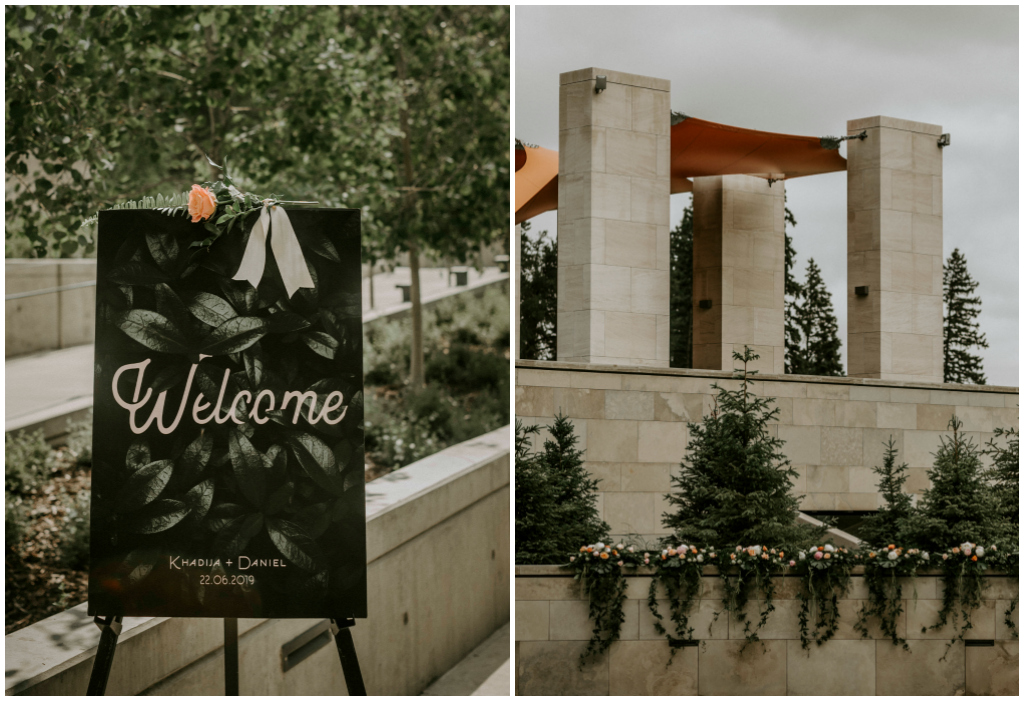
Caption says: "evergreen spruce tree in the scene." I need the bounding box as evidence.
[662,346,824,548]
[858,437,914,548]
[670,206,694,368]
[903,416,1005,551]
[518,221,558,360]
[783,204,803,373]
[515,415,609,563]
[943,248,988,384]
[983,427,1019,532]
[790,259,844,376]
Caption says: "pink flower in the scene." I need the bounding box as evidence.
[188,184,217,223]
[789,560,796,567]
[814,551,823,560]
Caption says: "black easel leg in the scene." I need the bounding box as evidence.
[330,619,366,696]
[224,618,239,696]
[86,615,123,696]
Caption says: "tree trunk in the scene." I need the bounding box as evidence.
[367,260,375,309]
[408,238,425,388]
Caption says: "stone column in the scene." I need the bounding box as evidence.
[556,68,671,367]
[514,223,521,360]
[847,116,943,384]
[691,174,786,375]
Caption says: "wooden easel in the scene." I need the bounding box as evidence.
[85,615,366,696]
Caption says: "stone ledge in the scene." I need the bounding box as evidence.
[559,67,670,92]
[515,565,1013,578]
[516,359,1018,394]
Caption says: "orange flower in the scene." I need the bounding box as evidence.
[971,555,978,562]
[587,547,594,553]
[818,546,825,552]
[612,550,618,556]
[952,547,960,554]
[730,554,736,560]
[824,553,831,560]
[600,552,609,560]
[691,547,697,554]
[869,552,877,558]
[580,546,587,552]
[779,552,784,558]
[888,544,895,550]
[188,184,218,223]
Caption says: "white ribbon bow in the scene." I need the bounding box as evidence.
[232,203,315,298]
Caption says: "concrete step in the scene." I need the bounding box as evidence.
[421,622,509,696]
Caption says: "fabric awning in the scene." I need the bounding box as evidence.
[515,115,847,224]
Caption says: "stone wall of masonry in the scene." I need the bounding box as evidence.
[515,566,1018,696]
[515,360,1018,544]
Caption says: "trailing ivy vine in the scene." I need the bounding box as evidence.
[928,542,996,660]
[794,545,854,649]
[720,545,788,649]
[566,541,642,667]
[855,545,929,650]
[647,544,714,659]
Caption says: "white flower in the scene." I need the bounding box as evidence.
[569,556,576,562]
[696,554,704,563]
[798,552,806,561]
[661,549,668,556]
[596,542,605,551]
[975,546,984,557]
[824,544,835,553]
[617,543,624,550]
[922,552,930,560]
[628,546,635,553]
[991,544,998,551]
[887,550,899,561]
[605,547,612,553]
[960,542,973,554]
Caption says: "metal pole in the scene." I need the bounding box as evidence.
[86,615,123,696]
[224,618,239,696]
[330,619,366,696]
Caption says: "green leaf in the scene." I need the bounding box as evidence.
[188,292,238,327]
[126,440,150,471]
[179,432,214,484]
[108,261,171,286]
[219,279,258,314]
[214,513,264,557]
[243,344,264,389]
[154,283,193,332]
[183,479,215,523]
[301,331,338,359]
[201,317,268,355]
[266,518,328,571]
[146,230,180,272]
[296,226,341,262]
[117,459,173,512]
[229,429,266,507]
[266,310,311,334]
[127,499,190,534]
[287,432,343,495]
[263,482,294,515]
[117,310,190,354]
[206,503,246,532]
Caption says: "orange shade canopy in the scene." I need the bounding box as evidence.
[515,115,847,224]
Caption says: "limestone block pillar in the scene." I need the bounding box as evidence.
[691,175,786,375]
[556,68,671,367]
[847,116,943,384]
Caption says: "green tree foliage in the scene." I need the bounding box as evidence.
[903,416,1007,550]
[5,5,402,257]
[943,248,988,384]
[789,259,844,376]
[858,437,914,548]
[662,346,823,549]
[670,206,693,368]
[983,427,1019,528]
[515,415,609,564]
[783,205,802,373]
[518,221,557,360]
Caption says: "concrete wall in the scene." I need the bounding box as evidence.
[516,360,1018,543]
[5,259,96,357]
[515,567,1018,695]
[5,427,510,696]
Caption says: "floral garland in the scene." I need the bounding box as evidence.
[646,544,716,659]
[988,549,1019,639]
[793,544,855,649]
[928,542,997,660]
[565,542,644,666]
[720,545,788,648]
[854,544,930,650]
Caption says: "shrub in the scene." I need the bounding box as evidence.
[6,498,25,551]
[662,347,823,549]
[515,414,609,564]
[5,429,56,496]
[984,426,1019,528]
[425,342,509,394]
[60,490,91,570]
[858,437,914,549]
[903,416,1006,551]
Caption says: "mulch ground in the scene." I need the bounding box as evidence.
[5,463,91,635]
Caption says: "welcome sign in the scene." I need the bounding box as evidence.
[88,208,366,619]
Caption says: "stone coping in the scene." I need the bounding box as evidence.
[515,564,1012,577]
[515,359,1019,394]
[6,427,511,695]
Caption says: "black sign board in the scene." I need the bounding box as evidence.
[88,208,366,619]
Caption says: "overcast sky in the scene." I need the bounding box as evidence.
[515,5,1018,387]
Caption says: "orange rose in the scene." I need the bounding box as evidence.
[888,544,895,550]
[824,553,831,560]
[580,546,587,552]
[869,552,877,558]
[188,184,217,223]
[730,554,736,560]
[971,555,978,562]
[600,552,609,560]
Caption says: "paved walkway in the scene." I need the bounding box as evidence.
[5,267,508,436]
[421,622,509,696]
